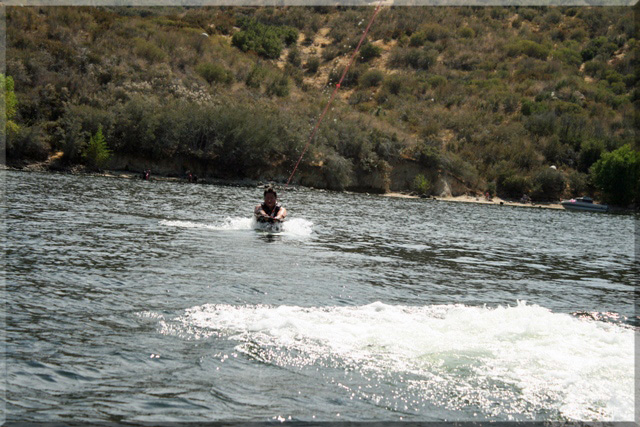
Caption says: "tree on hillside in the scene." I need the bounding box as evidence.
[2,74,19,136]
[590,144,640,206]
[84,126,111,170]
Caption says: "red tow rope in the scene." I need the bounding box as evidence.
[285,2,384,187]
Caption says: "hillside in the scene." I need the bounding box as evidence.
[3,5,639,204]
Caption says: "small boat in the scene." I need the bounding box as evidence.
[560,196,608,213]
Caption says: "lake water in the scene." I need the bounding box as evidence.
[3,170,637,423]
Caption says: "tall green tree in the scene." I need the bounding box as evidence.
[1,74,19,136]
[590,144,640,206]
[84,126,111,170]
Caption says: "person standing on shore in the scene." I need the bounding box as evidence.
[254,187,287,223]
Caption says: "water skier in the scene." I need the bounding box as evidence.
[254,187,287,224]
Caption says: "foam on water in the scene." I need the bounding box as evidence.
[159,217,313,236]
[161,301,634,421]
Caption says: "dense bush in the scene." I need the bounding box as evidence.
[581,36,617,62]
[328,66,361,88]
[530,167,566,201]
[134,38,166,63]
[413,174,431,195]
[590,144,640,206]
[577,139,605,173]
[245,63,267,88]
[359,69,384,88]
[506,39,550,60]
[552,47,582,67]
[359,43,382,62]
[383,74,405,95]
[389,47,436,70]
[323,152,354,190]
[196,63,233,85]
[265,75,290,97]
[422,24,450,42]
[287,47,301,67]
[6,125,50,161]
[305,56,320,74]
[416,142,441,169]
[495,163,531,199]
[459,26,475,38]
[231,18,297,59]
[566,169,588,196]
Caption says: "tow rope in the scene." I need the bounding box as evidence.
[285,2,384,187]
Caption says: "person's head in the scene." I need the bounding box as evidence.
[263,187,277,208]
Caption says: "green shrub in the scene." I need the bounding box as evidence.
[416,142,441,169]
[321,46,340,62]
[196,63,233,85]
[370,129,403,161]
[389,47,436,70]
[6,125,50,161]
[348,89,372,106]
[557,113,588,149]
[451,52,482,71]
[530,167,566,201]
[495,163,531,199]
[544,9,562,25]
[569,28,587,42]
[359,43,382,62]
[56,115,86,165]
[518,8,538,21]
[490,8,508,20]
[323,152,354,190]
[577,139,605,173]
[305,56,320,74]
[134,38,166,63]
[525,112,557,136]
[84,125,111,170]
[328,66,360,88]
[2,74,19,136]
[409,32,426,47]
[552,47,582,67]
[506,39,550,60]
[245,63,267,88]
[413,174,431,195]
[581,36,617,62]
[567,169,589,196]
[442,151,479,186]
[459,26,475,38]
[590,144,640,206]
[231,18,298,59]
[422,24,449,42]
[427,75,446,88]
[499,174,530,199]
[359,69,384,88]
[287,48,301,67]
[265,75,290,97]
[583,60,607,78]
[383,74,404,95]
[486,181,497,197]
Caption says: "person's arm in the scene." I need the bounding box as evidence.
[275,207,287,221]
[255,204,269,220]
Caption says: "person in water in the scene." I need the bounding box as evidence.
[255,187,287,223]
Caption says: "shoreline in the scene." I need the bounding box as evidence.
[383,192,564,210]
[4,164,628,213]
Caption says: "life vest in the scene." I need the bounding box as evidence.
[261,202,281,218]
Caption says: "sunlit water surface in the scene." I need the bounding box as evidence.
[3,170,637,423]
